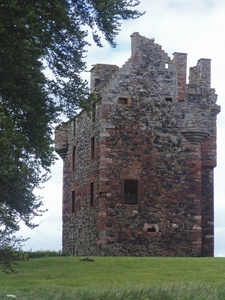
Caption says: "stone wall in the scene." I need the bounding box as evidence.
[55,32,220,256]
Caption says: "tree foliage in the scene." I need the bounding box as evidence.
[0,230,28,273]
[0,0,143,233]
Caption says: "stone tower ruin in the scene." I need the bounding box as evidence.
[55,33,220,256]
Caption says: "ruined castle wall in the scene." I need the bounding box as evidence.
[55,111,100,255]
[56,32,220,257]
[95,33,219,256]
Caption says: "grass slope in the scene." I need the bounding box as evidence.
[0,257,225,299]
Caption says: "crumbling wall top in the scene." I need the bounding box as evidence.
[189,58,211,88]
[90,64,119,96]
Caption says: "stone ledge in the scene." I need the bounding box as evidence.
[181,131,209,143]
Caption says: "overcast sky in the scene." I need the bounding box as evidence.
[18,0,225,257]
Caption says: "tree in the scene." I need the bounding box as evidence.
[0,1,143,233]
[0,230,28,273]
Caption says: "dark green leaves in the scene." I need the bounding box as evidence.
[0,0,142,232]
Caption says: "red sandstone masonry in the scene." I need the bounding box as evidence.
[55,33,220,257]
[173,52,187,101]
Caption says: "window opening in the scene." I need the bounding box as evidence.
[91,137,95,160]
[90,182,94,207]
[124,179,138,205]
[72,146,76,171]
[72,191,75,213]
[95,78,100,86]
[144,223,159,233]
[118,97,128,105]
[165,97,172,103]
[92,103,96,123]
[165,62,169,69]
[72,118,76,135]
[147,227,156,232]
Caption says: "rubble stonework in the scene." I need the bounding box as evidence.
[55,33,220,256]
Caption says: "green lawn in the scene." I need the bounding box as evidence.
[1,256,225,299]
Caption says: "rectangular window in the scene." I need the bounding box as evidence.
[118,97,128,105]
[71,191,75,213]
[123,179,139,205]
[91,137,95,160]
[165,97,172,103]
[72,118,76,136]
[72,146,76,171]
[90,182,94,207]
[92,103,96,123]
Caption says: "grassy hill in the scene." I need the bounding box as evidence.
[1,256,225,299]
